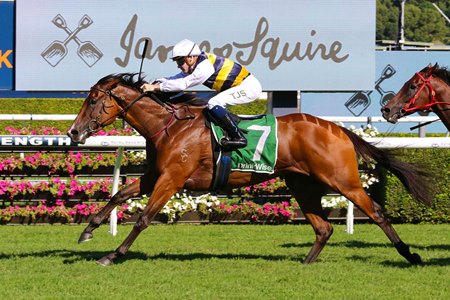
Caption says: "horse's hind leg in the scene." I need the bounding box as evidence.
[78,171,155,243]
[285,174,332,264]
[336,183,422,265]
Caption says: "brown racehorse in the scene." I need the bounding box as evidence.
[381,63,450,130]
[68,73,433,266]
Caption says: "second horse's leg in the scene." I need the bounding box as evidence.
[285,174,331,264]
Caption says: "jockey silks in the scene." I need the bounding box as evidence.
[197,52,251,92]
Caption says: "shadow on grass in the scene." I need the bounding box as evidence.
[348,255,450,268]
[0,240,448,266]
[282,241,450,266]
[282,240,450,251]
[0,249,303,265]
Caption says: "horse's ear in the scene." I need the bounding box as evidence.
[423,63,437,75]
[425,63,439,75]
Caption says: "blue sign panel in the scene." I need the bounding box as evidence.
[301,51,450,133]
[0,1,14,89]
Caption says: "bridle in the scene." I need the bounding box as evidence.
[400,72,448,115]
[87,86,194,138]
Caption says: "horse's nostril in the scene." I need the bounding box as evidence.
[382,107,390,113]
[70,129,79,136]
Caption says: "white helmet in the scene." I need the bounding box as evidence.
[170,39,202,60]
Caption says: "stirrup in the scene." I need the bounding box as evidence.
[220,137,247,149]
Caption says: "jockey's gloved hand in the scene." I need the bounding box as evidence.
[140,83,159,93]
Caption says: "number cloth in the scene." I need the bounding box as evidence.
[211,115,278,174]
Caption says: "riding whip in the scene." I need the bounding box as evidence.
[138,39,149,82]
[410,119,440,130]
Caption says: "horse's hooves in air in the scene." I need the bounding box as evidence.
[78,232,93,243]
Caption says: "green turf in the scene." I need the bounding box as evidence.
[0,224,448,300]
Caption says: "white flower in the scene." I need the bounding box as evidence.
[321,196,348,208]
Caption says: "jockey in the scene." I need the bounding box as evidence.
[141,39,262,149]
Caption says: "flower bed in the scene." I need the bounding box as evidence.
[0,192,367,225]
[0,201,126,224]
[0,193,297,225]
[0,151,145,177]
[0,178,133,200]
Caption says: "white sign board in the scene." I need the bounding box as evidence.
[16,0,375,91]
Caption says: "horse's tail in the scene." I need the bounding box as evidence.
[341,127,434,206]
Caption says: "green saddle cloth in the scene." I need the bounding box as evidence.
[211,115,278,174]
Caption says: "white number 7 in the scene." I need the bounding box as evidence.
[247,125,271,161]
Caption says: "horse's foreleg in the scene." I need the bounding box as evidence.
[96,176,181,266]
[342,188,422,265]
[285,174,332,264]
[78,177,151,243]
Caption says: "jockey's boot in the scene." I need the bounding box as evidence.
[209,105,247,149]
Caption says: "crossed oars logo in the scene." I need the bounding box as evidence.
[41,14,103,67]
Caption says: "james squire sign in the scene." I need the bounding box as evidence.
[16,0,375,91]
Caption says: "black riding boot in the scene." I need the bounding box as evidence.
[209,105,247,149]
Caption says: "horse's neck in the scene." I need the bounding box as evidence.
[123,101,171,139]
[433,85,450,131]
[433,108,450,132]
[123,100,203,142]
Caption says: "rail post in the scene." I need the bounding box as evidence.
[346,201,354,234]
[109,147,124,236]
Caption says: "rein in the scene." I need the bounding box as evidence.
[401,72,449,115]
[89,86,194,139]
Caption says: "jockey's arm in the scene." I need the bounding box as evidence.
[158,60,214,92]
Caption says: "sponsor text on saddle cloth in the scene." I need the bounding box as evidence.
[211,115,278,173]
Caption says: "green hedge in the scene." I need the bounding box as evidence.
[0,97,267,133]
[381,148,450,223]
[0,98,85,132]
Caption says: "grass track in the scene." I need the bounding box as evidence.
[0,224,449,299]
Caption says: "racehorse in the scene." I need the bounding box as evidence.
[68,73,433,266]
[381,63,450,130]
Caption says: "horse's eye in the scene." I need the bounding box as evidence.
[409,84,416,90]
[89,98,97,105]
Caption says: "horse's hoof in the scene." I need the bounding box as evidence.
[96,256,113,266]
[78,232,93,243]
[410,253,423,265]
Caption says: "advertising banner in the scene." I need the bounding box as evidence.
[0,0,14,89]
[16,0,375,91]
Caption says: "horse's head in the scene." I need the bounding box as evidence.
[381,63,439,123]
[68,73,144,143]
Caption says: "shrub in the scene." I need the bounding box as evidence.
[383,148,450,223]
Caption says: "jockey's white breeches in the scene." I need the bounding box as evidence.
[207,75,262,109]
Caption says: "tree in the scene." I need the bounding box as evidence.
[377,0,450,44]
[376,0,399,41]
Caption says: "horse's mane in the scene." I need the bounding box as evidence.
[432,66,450,87]
[96,73,146,90]
[96,73,208,106]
